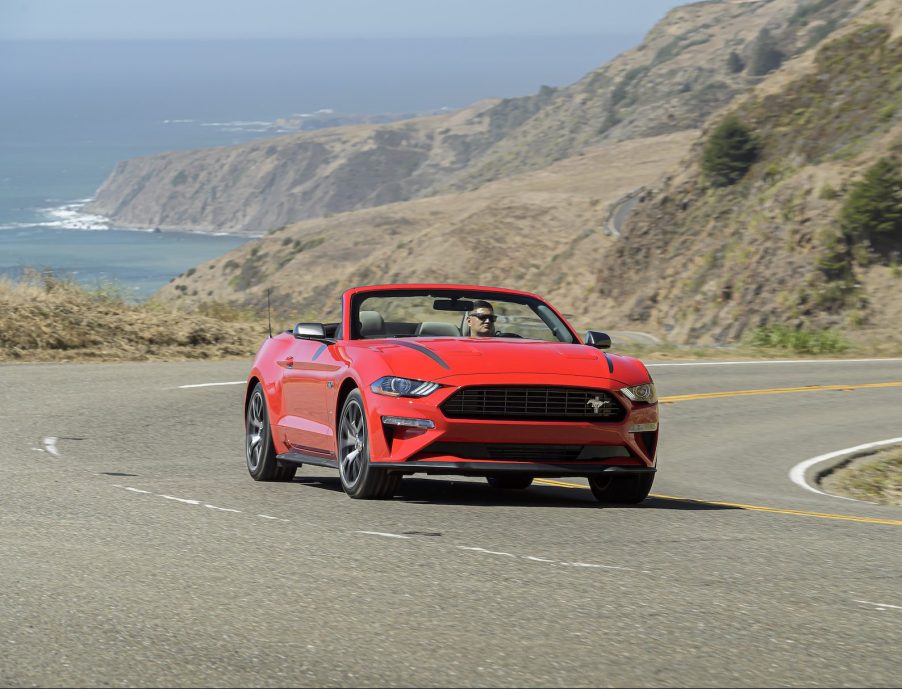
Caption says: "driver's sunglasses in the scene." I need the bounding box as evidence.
[469,313,497,323]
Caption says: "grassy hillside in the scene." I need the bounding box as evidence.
[595,15,902,346]
[152,132,697,330]
[435,0,861,193]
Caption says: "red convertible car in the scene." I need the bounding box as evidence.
[244,284,658,502]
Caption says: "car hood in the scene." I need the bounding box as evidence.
[353,337,650,386]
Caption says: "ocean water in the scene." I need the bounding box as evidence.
[0,36,636,300]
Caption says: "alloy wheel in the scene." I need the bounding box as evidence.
[246,391,265,473]
[339,399,367,487]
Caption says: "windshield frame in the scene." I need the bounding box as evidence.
[346,287,578,343]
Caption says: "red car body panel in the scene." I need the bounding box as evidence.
[246,284,659,477]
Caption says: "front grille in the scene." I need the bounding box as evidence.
[440,386,624,422]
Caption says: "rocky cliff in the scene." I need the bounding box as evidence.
[87,0,860,235]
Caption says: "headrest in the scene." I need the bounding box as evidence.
[416,321,460,337]
[358,310,384,337]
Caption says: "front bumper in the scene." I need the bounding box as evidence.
[363,460,655,478]
[364,374,659,472]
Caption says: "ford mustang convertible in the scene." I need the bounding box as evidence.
[244,284,658,502]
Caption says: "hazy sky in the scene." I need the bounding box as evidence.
[1,0,688,39]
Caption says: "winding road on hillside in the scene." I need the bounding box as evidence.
[2,358,902,687]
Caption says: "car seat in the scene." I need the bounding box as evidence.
[358,310,385,338]
[415,321,461,337]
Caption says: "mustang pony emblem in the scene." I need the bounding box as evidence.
[586,396,610,413]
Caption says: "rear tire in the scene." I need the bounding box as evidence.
[486,474,534,490]
[589,473,654,504]
[246,383,293,482]
[338,390,400,499]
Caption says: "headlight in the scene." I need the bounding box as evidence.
[620,382,657,404]
[371,376,441,397]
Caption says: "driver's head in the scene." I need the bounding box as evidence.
[467,300,496,338]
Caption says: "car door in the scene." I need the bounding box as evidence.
[279,338,344,455]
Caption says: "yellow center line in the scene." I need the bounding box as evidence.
[533,480,902,526]
[659,381,902,403]
[534,382,902,525]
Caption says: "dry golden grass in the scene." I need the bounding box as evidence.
[0,271,266,362]
[821,446,902,507]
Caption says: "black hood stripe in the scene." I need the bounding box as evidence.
[603,351,614,373]
[393,341,450,370]
[311,343,327,361]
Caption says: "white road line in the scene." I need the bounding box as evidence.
[42,437,60,458]
[178,381,245,389]
[205,504,242,513]
[110,486,650,575]
[159,494,201,505]
[647,357,902,367]
[854,599,902,611]
[458,546,517,557]
[458,547,643,572]
[789,437,902,499]
[356,531,412,539]
[562,562,632,571]
[116,485,247,514]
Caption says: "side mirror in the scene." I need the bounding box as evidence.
[584,330,611,349]
[293,322,327,339]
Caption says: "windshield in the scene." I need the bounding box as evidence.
[351,290,576,343]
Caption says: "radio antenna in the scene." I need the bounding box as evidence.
[267,288,272,338]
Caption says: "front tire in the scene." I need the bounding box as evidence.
[589,473,654,504]
[338,390,400,499]
[246,383,295,482]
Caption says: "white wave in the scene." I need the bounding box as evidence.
[0,221,44,231]
[201,120,273,128]
[163,119,196,124]
[38,200,111,231]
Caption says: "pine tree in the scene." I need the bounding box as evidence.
[702,115,760,187]
[839,158,902,240]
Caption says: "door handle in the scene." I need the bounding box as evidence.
[280,356,294,369]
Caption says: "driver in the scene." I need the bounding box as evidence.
[467,300,497,338]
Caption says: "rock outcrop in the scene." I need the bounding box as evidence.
[87,0,860,235]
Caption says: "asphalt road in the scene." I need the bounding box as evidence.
[2,357,901,687]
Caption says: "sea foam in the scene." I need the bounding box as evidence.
[39,200,111,231]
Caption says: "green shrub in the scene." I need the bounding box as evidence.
[816,229,853,281]
[839,157,902,241]
[610,66,649,107]
[747,28,785,76]
[727,51,745,74]
[702,115,760,187]
[790,0,836,25]
[746,324,848,354]
[818,184,839,200]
